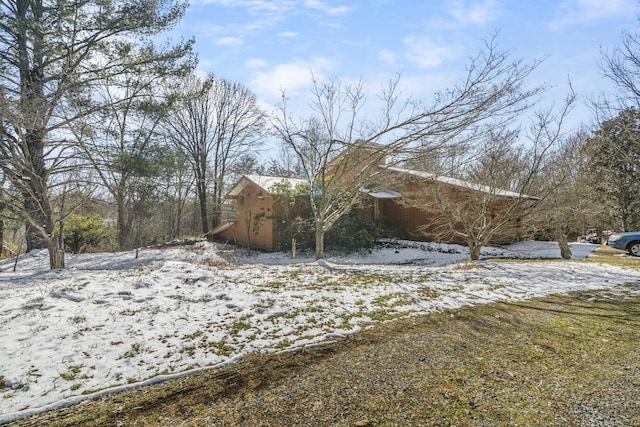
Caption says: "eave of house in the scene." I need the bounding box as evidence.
[362,189,402,199]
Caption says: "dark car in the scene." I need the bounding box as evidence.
[607,231,640,257]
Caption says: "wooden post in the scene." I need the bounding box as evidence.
[292,238,297,260]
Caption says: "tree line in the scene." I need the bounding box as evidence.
[0,1,639,269]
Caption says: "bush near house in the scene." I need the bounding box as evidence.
[273,209,383,253]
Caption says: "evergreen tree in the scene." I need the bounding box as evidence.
[583,108,640,231]
[0,0,194,268]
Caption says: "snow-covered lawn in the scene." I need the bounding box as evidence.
[1,240,639,423]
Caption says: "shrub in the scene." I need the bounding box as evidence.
[64,214,115,254]
[325,212,383,253]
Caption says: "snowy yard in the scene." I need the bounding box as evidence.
[1,240,640,423]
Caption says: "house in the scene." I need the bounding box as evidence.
[212,152,538,251]
[365,166,538,245]
[212,175,307,250]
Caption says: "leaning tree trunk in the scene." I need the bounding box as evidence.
[556,225,572,260]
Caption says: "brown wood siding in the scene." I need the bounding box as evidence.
[221,182,278,250]
[376,169,525,245]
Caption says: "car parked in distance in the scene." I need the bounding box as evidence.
[607,231,640,257]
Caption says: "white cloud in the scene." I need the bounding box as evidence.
[249,57,334,100]
[327,5,354,15]
[303,0,355,15]
[550,0,635,29]
[379,49,396,66]
[193,0,296,15]
[245,58,267,68]
[215,36,243,46]
[403,35,460,69]
[446,0,501,26]
[278,31,299,38]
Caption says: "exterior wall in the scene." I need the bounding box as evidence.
[375,170,525,245]
[219,182,278,250]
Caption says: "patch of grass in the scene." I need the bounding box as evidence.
[179,345,196,358]
[58,365,83,382]
[418,287,440,299]
[119,343,144,359]
[371,292,414,307]
[207,337,235,357]
[229,316,252,336]
[57,365,93,385]
[584,254,640,269]
[183,330,203,341]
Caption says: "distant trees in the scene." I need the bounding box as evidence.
[0,0,194,268]
[274,37,548,259]
[157,146,194,241]
[73,75,176,250]
[591,16,640,233]
[164,73,266,234]
[582,108,640,231]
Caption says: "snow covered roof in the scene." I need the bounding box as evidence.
[383,166,540,200]
[227,175,307,198]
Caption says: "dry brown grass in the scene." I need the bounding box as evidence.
[10,277,640,427]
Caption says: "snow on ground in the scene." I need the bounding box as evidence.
[1,240,639,423]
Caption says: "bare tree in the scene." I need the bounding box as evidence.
[406,93,576,260]
[0,0,194,269]
[159,146,194,240]
[601,20,640,108]
[527,128,595,245]
[274,36,547,259]
[164,73,266,234]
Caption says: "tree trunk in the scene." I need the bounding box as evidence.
[315,226,325,260]
[116,193,128,250]
[556,226,572,260]
[468,240,482,261]
[48,238,65,269]
[212,177,221,228]
[197,180,208,234]
[24,133,49,251]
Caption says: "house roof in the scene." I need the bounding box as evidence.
[364,190,402,199]
[226,175,307,198]
[382,166,540,201]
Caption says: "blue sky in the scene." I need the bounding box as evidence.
[173,0,639,130]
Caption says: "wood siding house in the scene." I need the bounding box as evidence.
[212,148,538,250]
[212,175,306,250]
[366,166,537,245]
